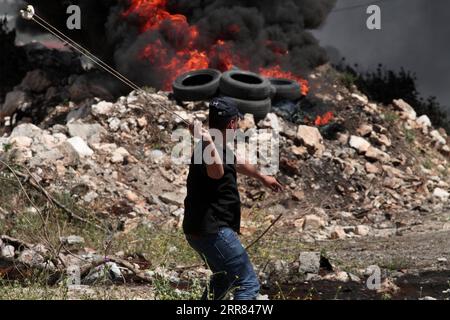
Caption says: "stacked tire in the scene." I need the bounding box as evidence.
[172,69,222,102]
[218,70,272,121]
[172,69,304,120]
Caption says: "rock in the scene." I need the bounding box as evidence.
[84,261,123,283]
[416,115,432,129]
[303,214,326,230]
[419,296,437,301]
[160,191,186,207]
[65,137,94,157]
[430,130,446,146]
[1,90,32,117]
[365,146,391,163]
[337,133,349,145]
[365,162,380,174]
[111,147,130,164]
[149,149,165,163]
[125,190,139,203]
[356,124,373,137]
[349,136,371,154]
[258,113,280,131]
[355,225,371,236]
[9,136,33,148]
[377,278,400,294]
[296,125,325,156]
[324,271,350,282]
[83,191,98,202]
[137,116,148,128]
[20,69,52,93]
[1,245,15,259]
[91,101,114,116]
[10,123,42,138]
[298,252,321,274]
[441,145,450,156]
[433,188,449,201]
[108,117,121,131]
[393,99,417,120]
[374,134,391,147]
[29,149,65,167]
[239,113,256,131]
[9,147,33,163]
[292,190,305,201]
[290,146,308,158]
[173,111,193,124]
[17,249,45,265]
[351,93,369,104]
[67,123,106,144]
[60,235,85,245]
[330,226,346,239]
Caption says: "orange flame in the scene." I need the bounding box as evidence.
[259,66,309,96]
[314,111,334,126]
[123,0,309,94]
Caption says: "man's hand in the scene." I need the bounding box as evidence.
[189,120,213,143]
[260,175,284,192]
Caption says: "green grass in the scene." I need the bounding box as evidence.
[383,111,400,124]
[404,127,416,144]
[340,72,357,89]
[423,158,434,170]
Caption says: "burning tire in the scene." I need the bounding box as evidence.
[269,78,302,101]
[219,70,271,100]
[269,85,277,99]
[172,69,221,101]
[227,96,272,120]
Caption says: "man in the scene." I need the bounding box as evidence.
[183,97,283,300]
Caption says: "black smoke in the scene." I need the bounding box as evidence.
[14,0,336,90]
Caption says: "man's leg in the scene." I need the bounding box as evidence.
[186,229,260,300]
[186,235,232,300]
[214,228,260,300]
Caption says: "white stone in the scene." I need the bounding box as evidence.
[430,130,446,146]
[1,245,15,259]
[111,147,129,164]
[60,235,85,245]
[91,101,114,116]
[330,226,346,239]
[296,126,325,156]
[9,136,33,148]
[67,123,106,144]
[10,123,42,138]
[433,188,449,201]
[416,115,432,128]
[298,252,321,274]
[355,225,371,236]
[65,137,94,157]
[349,136,371,154]
[258,113,280,132]
[393,99,417,120]
[108,117,121,131]
[351,93,369,104]
[303,214,327,230]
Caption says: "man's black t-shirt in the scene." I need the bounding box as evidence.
[183,141,241,235]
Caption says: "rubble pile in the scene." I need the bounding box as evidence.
[2,64,450,292]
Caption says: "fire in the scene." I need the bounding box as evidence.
[259,66,309,96]
[314,111,334,126]
[123,0,309,94]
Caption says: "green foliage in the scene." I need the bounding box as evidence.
[335,60,450,133]
[340,72,357,89]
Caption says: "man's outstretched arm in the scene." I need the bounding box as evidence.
[236,158,283,192]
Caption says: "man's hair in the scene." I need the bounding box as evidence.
[209,116,233,130]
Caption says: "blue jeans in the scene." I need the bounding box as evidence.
[186,227,260,300]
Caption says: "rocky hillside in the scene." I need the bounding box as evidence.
[1,64,450,300]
